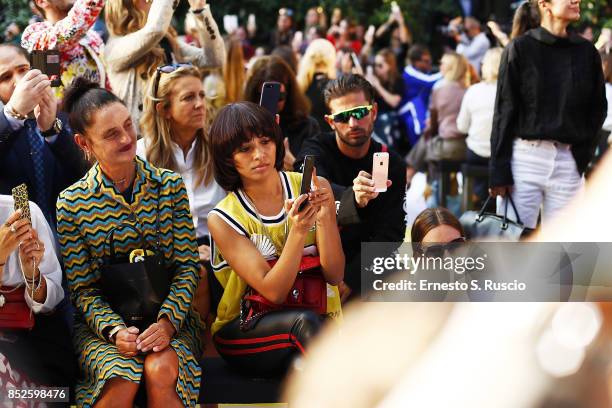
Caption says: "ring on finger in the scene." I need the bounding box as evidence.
[9,225,16,234]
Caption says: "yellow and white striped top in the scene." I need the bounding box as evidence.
[210,171,342,335]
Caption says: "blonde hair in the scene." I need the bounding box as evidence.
[223,39,245,103]
[297,39,337,92]
[481,48,503,83]
[441,52,469,87]
[140,66,214,186]
[105,0,181,80]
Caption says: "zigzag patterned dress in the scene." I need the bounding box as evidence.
[56,157,203,407]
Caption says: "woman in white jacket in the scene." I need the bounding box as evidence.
[104,0,225,133]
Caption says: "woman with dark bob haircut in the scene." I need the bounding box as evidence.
[411,207,465,244]
[208,101,344,376]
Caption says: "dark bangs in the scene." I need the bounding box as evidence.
[209,102,285,191]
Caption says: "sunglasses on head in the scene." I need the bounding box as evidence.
[325,105,373,123]
[152,63,193,98]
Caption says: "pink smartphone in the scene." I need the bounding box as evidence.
[372,152,389,193]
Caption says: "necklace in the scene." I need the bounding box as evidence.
[111,177,127,185]
[240,173,289,254]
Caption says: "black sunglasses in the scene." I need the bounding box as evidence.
[419,237,466,259]
[325,105,373,124]
[152,63,193,98]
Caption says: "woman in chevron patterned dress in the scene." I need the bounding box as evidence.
[56,78,202,407]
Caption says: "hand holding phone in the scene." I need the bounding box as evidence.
[298,155,315,211]
[350,52,364,75]
[223,15,239,34]
[30,50,61,87]
[372,152,389,193]
[11,184,31,222]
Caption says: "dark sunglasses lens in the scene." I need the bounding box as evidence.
[333,107,368,123]
[423,245,445,258]
[353,108,368,119]
[333,112,350,123]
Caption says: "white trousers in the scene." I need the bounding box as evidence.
[497,139,585,230]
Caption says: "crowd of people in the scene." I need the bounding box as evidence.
[0,0,610,406]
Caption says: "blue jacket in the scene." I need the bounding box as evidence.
[399,65,442,146]
[0,110,89,226]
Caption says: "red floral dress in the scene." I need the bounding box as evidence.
[21,0,111,100]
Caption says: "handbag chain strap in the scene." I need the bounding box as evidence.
[239,173,289,257]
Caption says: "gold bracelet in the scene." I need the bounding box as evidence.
[5,103,27,120]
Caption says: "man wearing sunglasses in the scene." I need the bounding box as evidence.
[295,74,406,301]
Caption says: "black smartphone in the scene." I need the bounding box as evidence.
[298,155,315,211]
[29,50,62,87]
[259,81,281,115]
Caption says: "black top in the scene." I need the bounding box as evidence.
[295,131,406,248]
[490,27,607,187]
[376,77,405,113]
[280,115,320,156]
[305,73,331,133]
[119,184,133,204]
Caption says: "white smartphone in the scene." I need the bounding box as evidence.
[372,152,389,193]
[223,15,239,34]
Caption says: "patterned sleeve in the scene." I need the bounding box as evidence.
[157,175,200,333]
[57,189,125,340]
[21,0,104,51]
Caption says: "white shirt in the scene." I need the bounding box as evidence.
[0,196,63,313]
[456,81,497,158]
[457,32,490,73]
[136,138,226,239]
[603,83,612,132]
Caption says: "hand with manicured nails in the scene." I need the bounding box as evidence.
[353,170,392,208]
[115,327,139,357]
[136,318,176,353]
[284,194,318,234]
[7,69,50,117]
[18,229,44,280]
[307,169,335,223]
[0,210,31,266]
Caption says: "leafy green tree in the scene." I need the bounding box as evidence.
[0,0,33,40]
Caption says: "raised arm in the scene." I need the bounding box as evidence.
[104,0,175,72]
[21,0,104,51]
[178,4,226,69]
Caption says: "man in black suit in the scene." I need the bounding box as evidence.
[0,43,88,228]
